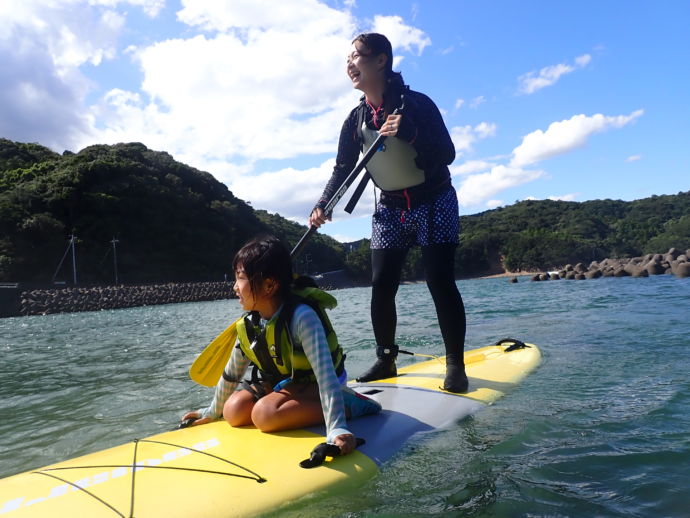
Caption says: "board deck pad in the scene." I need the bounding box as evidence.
[0,342,541,517]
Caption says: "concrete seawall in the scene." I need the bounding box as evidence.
[1,282,235,317]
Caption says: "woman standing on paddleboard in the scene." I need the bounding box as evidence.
[309,33,468,392]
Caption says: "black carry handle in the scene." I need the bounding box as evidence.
[299,437,366,468]
[291,96,405,259]
[178,417,198,429]
[495,338,530,352]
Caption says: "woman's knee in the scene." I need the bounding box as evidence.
[371,249,405,289]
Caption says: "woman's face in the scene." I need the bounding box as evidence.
[346,41,385,92]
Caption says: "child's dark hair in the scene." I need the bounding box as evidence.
[352,32,406,115]
[233,235,293,300]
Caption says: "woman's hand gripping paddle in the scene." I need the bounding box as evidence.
[188,320,238,387]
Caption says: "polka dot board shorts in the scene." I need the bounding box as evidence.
[371,186,460,249]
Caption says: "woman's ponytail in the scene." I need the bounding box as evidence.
[385,70,406,115]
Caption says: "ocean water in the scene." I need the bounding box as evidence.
[1,275,689,517]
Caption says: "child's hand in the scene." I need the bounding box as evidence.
[332,433,357,455]
[181,411,212,427]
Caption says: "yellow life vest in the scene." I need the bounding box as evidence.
[235,286,345,385]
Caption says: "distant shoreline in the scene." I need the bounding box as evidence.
[474,271,537,280]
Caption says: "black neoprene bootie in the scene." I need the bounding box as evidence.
[443,363,468,393]
[356,345,398,382]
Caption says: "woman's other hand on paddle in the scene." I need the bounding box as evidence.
[380,113,401,137]
[181,411,212,427]
[309,207,330,228]
[333,433,356,455]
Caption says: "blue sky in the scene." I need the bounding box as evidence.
[1,1,688,242]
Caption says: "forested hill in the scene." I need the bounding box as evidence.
[456,191,690,275]
[339,192,690,280]
[0,139,342,284]
[1,138,689,284]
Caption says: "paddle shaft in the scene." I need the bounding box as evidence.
[290,133,386,259]
[291,102,403,259]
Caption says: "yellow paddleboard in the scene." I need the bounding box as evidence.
[0,341,541,517]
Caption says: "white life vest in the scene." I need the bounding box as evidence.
[361,123,426,191]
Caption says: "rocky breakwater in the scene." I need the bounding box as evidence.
[530,248,690,281]
[20,281,235,316]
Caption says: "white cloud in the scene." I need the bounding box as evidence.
[454,98,465,109]
[548,193,579,202]
[469,95,485,109]
[626,154,642,162]
[228,159,335,221]
[521,193,579,203]
[177,0,350,33]
[457,165,544,207]
[410,3,420,22]
[455,109,642,208]
[575,54,592,67]
[450,160,495,176]
[510,110,644,168]
[89,4,363,171]
[486,199,504,209]
[94,0,165,17]
[450,122,496,155]
[88,5,434,194]
[517,53,591,95]
[474,122,496,139]
[225,157,378,223]
[371,15,431,55]
[0,0,163,151]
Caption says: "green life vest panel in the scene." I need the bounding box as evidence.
[361,123,425,191]
[235,287,344,384]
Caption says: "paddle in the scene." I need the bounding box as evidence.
[291,98,404,259]
[188,320,238,387]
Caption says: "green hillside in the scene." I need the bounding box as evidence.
[0,139,343,284]
[458,194,690,275]
[345,194,690,280]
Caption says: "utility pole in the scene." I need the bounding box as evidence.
[111,237,119,285]
[70,234,78,285]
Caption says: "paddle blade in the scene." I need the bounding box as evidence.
[189,321,238,387]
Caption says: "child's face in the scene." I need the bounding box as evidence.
[234,268,257,311]
[234,267,277,313]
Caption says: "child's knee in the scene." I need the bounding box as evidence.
[251,398,279,432]
[223,392,254,426]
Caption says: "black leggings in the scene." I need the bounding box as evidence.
[371,244,466,364]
